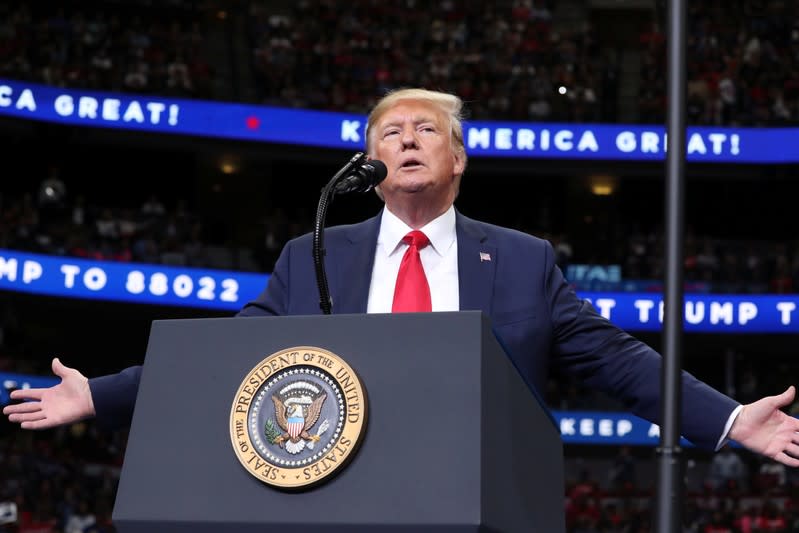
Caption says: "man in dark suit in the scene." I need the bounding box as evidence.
[5,88,799,464]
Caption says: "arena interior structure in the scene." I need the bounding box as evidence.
[1,0,799,531]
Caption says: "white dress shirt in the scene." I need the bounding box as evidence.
[367,206,459,313]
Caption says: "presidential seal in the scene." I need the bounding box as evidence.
[229,346,368,490]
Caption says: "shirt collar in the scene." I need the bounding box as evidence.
[379,205,456,257]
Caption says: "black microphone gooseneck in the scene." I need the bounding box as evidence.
[313,152,387,315]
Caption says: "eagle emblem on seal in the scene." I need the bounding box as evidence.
[269,381,328,454]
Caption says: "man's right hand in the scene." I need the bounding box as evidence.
[2,358,96,429]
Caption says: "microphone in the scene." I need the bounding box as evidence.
[333,160,387,195]
[315,152,383,314]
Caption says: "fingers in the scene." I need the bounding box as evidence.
[9,388,44,401]
[785,443,799,458]
[8,411,46,424]
[20,418,58,430]
[779,385,796,404]
[5,399,62,429]
[3,401,42,415]
[763,385,797,410]
[774,451,799,468]
[52,357,70,377]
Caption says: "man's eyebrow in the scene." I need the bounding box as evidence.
[380,116,439,129]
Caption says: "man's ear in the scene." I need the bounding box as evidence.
[453,149,466,178]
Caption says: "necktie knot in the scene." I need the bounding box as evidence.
[403,230,430,250]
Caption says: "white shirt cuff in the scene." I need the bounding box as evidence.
[715,404,744,451]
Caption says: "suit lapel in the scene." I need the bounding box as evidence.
[329,213,381,314]
[456,213,496,315]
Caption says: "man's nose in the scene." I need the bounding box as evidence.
[401,128,418,149]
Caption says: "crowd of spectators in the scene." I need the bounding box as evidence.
[562,444,799,532]
[0,418,123,533]
[246,0,613,123]
[618,229,799,294]
[0,179,312,278]
[640,0,799,125]
[0,0,218,100]
[5,181,799,296]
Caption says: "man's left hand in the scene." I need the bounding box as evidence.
[729,385,799,466]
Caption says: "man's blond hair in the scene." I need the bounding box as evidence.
[366,88,468,175]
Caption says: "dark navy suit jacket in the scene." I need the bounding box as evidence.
[90,210,739,449]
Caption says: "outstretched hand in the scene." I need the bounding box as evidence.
[728,385,799,467]
[2,358,96,429]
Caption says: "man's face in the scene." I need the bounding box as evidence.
[370,99,464,208]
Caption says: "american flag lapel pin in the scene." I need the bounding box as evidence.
[480,252,491,262]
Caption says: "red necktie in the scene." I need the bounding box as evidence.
[392,230,432,312]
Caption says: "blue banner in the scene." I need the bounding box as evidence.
[0,249,266,312]
[2,79,798,163]
[553,410,694,446]
[3,249,799,332]
[582,293,799,333]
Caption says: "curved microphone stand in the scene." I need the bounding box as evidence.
[313,152,368,315]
